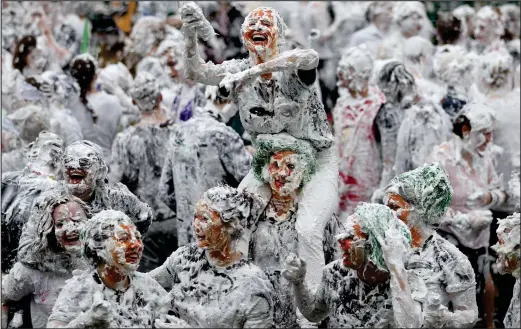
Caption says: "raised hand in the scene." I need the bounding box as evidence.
[179,2,214,41]
[282,253,307,284]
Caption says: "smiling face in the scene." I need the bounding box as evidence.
[242,8,279,60]
[63,144,103,199]
[338,215,368,270]
[106,223,143,272]
[193,203,228,251]
[53,201,88,254]
[267,150,306,197]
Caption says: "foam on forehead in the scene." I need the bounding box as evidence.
[242,6,286,44]
[476,6,500,22]
[65,140,104,163]
[393,1,426,23]
[338,45,374,73]
[81,210,134,243]
[452,4,475,20]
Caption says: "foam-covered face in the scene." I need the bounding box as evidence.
[385,192,411,224]
[337,64,371,92]
[53,201,88,255]
[474,18,496,44]
[63,145,103,198]
[338,215,368,270]
[493,218,520,276]
[106,223,143,273]
[193,203,228,251]
[28,137,64,175]
[267,150,306,196]
[242,8,279,60]
[400,12,423,37]
[463,126,494,155]
[446,59,474,89]
[25,46,48,75]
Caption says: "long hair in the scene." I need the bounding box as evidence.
[17,191,91,274]
[12,35,37,72]
[70,54,98,122]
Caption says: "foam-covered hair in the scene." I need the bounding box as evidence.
[338,45,374,77]
[17,190,91,274]
[353,202,411,272]
[81,210,134,267]
[393,1,426,23]
[198,185,266,242]
[385,163,453,225]
[478,51,514,90]
[241,7,287,49]
[377,61,416,102]
[251,133,317,185]
[7,104,51,143]
[135,56,172,90]
[475,6,504,37]
[452,4,475,21]
[457,102,496,132]
[26,130,64,164]
[130,72,160,113]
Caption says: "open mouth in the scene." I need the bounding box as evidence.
[125,251,140,264]
[251,33,267,43]
[67,169,87,184]
[274,178,286,188]
[63,234,79,245]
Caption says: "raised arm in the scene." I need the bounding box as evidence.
[282,254,329,323]
[180,2,245,86]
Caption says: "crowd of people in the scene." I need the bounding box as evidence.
[1,1,520,328]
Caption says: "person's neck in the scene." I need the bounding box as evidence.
[251,50,278,80]
[401,30,415,39]
[356,262,389,286]
[97,263,130,291]
[206,240,242,267]
[461,149,475,171]
[76,188,95,203]
[270,190,296,218]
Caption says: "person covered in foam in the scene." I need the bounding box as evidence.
[473,6,509,56]
[349,1,394,56]
[2,192,90,328]
[58,140,153,236]
[452,4,476,52]
[491,213,520,328]
[150,186,275,328]
[371,61,420,202]
[158,104,252,247]
[247,133,341,328]
[110,72,175,271]
[499,4,520,67]
[283,202,424,328]
[178,3,338,295]
[434,45,481,119]
[478,52,520,214]
[384,163,478,328]
[47,210,182,328]
[376,1,430,61]
[333,45,385,218]
[2,131,64,273]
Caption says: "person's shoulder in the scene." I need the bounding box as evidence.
[432,234,467,260]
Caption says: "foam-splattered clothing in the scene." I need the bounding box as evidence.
[394,102,453,176]
[504,278,520,328]
[208,58,333,150]
[48,270,169,328]
[1,171,57,272]
[428,138,501,249]
[300,259,394,328]
[405,234,476,307]
[334,86,385,217]
[374,102,407,187]
[249,207,341,328]
[2,262,75,328]
[159,115,251,246]
[150,244,274,328]
[110,124,175,271]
